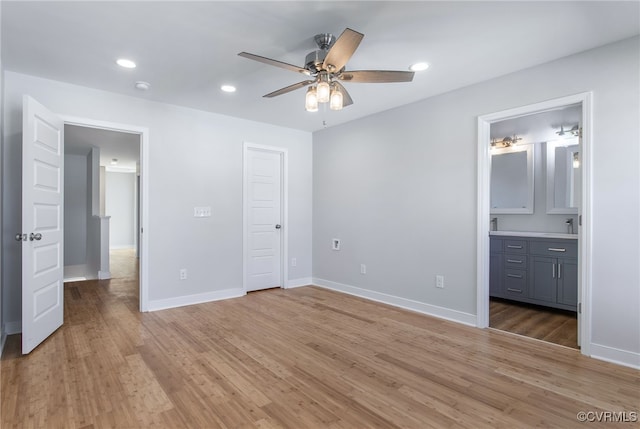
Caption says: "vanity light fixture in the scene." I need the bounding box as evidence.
[110,158,118,165]
[556,125,580,138]
[491,135,522,149]
[573,152,580,169]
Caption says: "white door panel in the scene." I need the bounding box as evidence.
[246,150,282,292]
[22,95,64,354]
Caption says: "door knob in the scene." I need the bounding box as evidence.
[29,233,42,241]
[275,224,281,229]
[15,233,27,242]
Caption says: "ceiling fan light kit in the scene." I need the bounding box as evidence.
[238,28,415,112]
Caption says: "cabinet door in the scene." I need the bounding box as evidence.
[490,253,502,297]
[557,258,578,308]
[530,256,556,303]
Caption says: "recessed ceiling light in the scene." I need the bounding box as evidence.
[409,62,429,72]
[221,85,237,93]
[116,58,136,69]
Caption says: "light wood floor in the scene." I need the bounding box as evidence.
[2,262,638,428]
[490,298,579,349]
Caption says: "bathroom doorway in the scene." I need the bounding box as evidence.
[476,93,592,356]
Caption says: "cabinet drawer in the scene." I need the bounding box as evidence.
[503,239,527,254]
[529,240,577,258]
[504,254,527,269]
[504,269,527,297]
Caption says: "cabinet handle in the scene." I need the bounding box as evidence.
[507,274,523,279]
[507,245,523,249]
[506,259,523,264]
[552,263,556,278]
[507,288,523,293]
[558,263,562,279]
[548,247,566,252]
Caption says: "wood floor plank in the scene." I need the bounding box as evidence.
[2,250,638,428]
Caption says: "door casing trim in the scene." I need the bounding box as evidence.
[61,115,150,311]
[476,92,592,357]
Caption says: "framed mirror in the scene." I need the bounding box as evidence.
[546,139,580,214]
[490,144,534,214]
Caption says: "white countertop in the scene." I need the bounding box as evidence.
[489,231,578,240]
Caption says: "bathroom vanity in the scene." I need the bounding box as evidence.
[490,231,577,312]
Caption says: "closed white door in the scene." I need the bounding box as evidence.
[246,149,282,292]
[21,96,64,354]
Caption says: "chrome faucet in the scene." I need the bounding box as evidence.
[565,218,574,234]
[491,217,498,231]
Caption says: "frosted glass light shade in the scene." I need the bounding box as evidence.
[329,88,343,110]
[317,80,330,103]
[305,86,318,112]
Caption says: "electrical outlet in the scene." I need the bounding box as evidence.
[180,268,187,280]
[291,258,297,267]
[436,275,444,289]
[360,264,367,275]
[332,238,341,250]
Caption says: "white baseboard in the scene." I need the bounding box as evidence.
[6,321,22,335]
[312,278,477,327]
[147,287,245,312]
[589,343,640,369]
[98,270,111,280]
[286,277,312,289]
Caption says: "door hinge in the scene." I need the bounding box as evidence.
[578,302,582,314]
[579,215,582,226]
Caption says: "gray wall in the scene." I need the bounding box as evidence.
[105,171,136,248]
[313,37,639,363]
[2,71,313,317]
[63,154,88,265]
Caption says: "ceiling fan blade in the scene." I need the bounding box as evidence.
[333,81,353,107]
[339,70,415,83]
[322,28,364,73]
[264,80,315,98]
[238,52,310,75]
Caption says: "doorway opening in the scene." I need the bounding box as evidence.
[62,117,150,312]
[476,93,593,356]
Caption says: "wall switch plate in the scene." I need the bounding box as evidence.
[180,268,187,280]
[291,258,297,267]
[360,264,367,275]
[436,275,444,288]
[194,207,211,217]
[332,238,341,250]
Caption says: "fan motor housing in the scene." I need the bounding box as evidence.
[305,49,328,74]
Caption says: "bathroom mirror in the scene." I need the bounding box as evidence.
[546,139,580,214]
[490,145,534,214]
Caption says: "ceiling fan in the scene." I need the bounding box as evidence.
[238,28,415,111]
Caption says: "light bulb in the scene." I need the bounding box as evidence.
[329,87,343,110]
[305,86,318,112]
[317,77,330,103]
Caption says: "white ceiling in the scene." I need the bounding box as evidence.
[65,125,140,171]
[2,1,639,132]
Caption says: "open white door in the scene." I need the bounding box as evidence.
[21,96,64,354]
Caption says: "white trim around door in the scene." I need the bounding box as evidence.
[61,115,150,312]
[476,92,593,357]
[243,142,289,292]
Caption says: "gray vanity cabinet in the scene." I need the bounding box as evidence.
[490,235,577,312]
